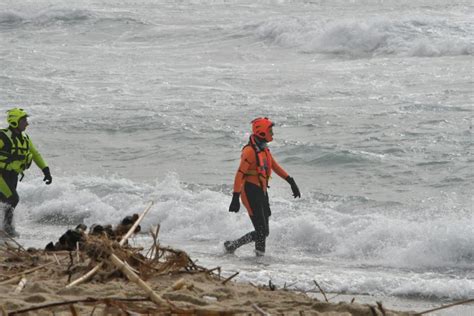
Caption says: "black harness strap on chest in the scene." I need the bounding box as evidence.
[0,129,29,168]
[246,138,269,190]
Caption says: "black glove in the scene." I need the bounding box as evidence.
[42,167,52,185]
[228,192,240,213]
[286,176,301,198]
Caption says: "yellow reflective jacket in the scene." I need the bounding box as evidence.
[0,128,48,174]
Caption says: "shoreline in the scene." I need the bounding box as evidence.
[308,293,474,316]
[0,233,415,315]
[0,271,414,316]
[4,228,473,315]
[1,233,473,315]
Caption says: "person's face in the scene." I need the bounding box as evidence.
[264,126,273,142]
[17,117,28,132]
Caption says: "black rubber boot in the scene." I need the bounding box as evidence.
[254,231,266,256]
[3,207,18,237]
[224,232,255,254]
[223,241,237,253]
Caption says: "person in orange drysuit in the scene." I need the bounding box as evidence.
[225,117,301,256]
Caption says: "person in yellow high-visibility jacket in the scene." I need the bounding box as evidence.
[0,108,52,237]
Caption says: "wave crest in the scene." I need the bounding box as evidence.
[0,8,147,30]
[0,11,24,25]
[34,9,93,25]
[253,16,473,58]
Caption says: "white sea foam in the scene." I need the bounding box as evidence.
[14,172,473,300]
[253,16,473,57]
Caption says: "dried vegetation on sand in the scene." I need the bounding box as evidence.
[0,203,416,315]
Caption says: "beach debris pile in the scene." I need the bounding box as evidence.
[0,202,424,315]
[44,213,141,252]
[0,203,233,314]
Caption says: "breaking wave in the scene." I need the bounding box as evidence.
[252,16,473,58]
[0,9,146,29]
[13,172,473,299]
[18,173,473,271]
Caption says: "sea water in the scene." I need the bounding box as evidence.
[1,0,472,314]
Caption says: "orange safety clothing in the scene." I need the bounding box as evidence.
[233,136,288,215]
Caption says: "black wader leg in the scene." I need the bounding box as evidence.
[251,214,268,255]
[224,231,255,253]
[3,206,17,237]
[225,183,271,255]
[0,172,20,237]
[249,187,270,255]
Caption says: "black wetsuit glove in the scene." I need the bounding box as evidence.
[286,176,301,198]
[42,167,52,185]
[228,192,240,212]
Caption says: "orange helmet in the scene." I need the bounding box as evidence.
[251,117,274,142]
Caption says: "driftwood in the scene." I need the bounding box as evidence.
[109,253,169,307]
[13,277,27,294]
[0,276,21,286]
[66,201,154,288]
[222,271,239,285]
[313,279,329,302]
[252,303,270,316]
[0,231,29,254]
[65,261,101,288]
[5,297,152,315]
[416,298,474,315]
[146,224,161,259]
[64,201,171,308]
[117,202,153,245]
[0,259,63,284]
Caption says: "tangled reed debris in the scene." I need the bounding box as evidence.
[2,201,456,315]
[0,202,237,315]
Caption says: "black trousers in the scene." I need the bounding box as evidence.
[232,182,271,253]
[0,171,20,229]
[0,171,19,207]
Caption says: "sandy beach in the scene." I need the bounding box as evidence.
[0,230,415,316]
[0,271,414,315]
